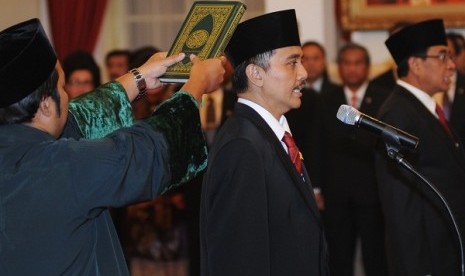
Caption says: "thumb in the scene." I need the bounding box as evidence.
[163,52,186,67]
[190,54,200,64]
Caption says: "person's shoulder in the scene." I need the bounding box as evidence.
[321,79,340,94]
[377,86,416,120]
[367,81,391,98]
[320,84,343,104]
[371,69,396,90]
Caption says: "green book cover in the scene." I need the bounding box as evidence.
[160,1,246,83]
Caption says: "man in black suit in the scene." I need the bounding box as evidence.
[441,33,465,147]
[448,32,465,75]
[285,41,338,209]
[375,19,465,275]
[200,10,328,276]
[185,58,237,276]
[299,41,339,94]
[318,43,389,276]
[447,72,465,147]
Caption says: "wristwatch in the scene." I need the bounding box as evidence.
[129,68,147,100]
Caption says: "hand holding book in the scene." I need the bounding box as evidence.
[180,54,227,105]
[160,1,246,83]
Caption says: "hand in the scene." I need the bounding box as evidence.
[117,52,185,101]
[139,52,186,89]
[180,54,226,104]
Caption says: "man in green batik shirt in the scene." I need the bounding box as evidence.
[0,18,225,275]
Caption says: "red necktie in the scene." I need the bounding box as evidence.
[442,93,451,120]
[435,104,453,138]
[351,94,358,108]
[282,131,302,174]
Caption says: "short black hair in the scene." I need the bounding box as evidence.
[105,49,131,64]
[301,41,326,56]
[129,46,161,68]
[447,32,465,55]
[0,69,60,124]
[231,50,275,94]
[396,49,427,78]
[337,43,371,65]
[63,51,101,88]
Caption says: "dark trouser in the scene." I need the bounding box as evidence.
[324,201,387,276]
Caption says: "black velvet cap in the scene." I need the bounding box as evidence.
[0,18,57,107]
[225,9,301,68]
[385,19,447,65]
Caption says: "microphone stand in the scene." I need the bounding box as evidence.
[381,128,464,276]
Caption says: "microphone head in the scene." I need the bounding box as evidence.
[336,104,361,125]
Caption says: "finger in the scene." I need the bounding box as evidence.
[218,55,227,65]
[190,54,200,64]
[157,52,168,58]
[163,52,186,67]
[149,52,168,63]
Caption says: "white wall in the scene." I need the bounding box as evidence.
[0,0,40,28]
[0,0,51,38]
[265,0,338,64]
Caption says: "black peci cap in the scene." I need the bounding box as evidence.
[385,19,447,65]
[225,9,301,68]
[0,18,57,107]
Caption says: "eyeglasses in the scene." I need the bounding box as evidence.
[415,53,453,63]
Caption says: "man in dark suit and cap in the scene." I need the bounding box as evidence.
[439,33,465,147]
[200,10,328,276]
[375,19,465,275]
[0,19,225,275]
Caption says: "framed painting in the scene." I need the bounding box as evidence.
[339,0,465,31]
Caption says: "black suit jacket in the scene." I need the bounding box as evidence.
[286,79,339,188]
[371,68,396,91]
[219,87,237,126]
[200,103,328,276]
[317,83,390,203]
[449,72,465,146]
[375,85,465,276]
[184,86,237,276]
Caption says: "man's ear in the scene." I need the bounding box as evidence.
[408,56,421,74]
[38,97,52,117]
[246,64,263,86]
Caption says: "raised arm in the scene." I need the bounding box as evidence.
[68,53,224,139]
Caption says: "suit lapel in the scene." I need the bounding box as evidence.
[360,84,377,113]
[234,103,321,221]
[397,87,465,163]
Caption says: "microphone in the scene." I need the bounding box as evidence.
[336,104,419,151]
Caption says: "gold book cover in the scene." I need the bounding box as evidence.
[160,1,246,83]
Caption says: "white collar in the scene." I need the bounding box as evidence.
[237,98,291,141]
[397,80,437,118]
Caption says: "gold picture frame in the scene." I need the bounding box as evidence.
[340,0,465,31]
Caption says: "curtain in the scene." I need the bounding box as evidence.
[47,0,108,61]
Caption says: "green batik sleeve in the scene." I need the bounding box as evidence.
[68,81,135,139]
[145,91,207,193]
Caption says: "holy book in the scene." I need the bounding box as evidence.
[160,1,246,83]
